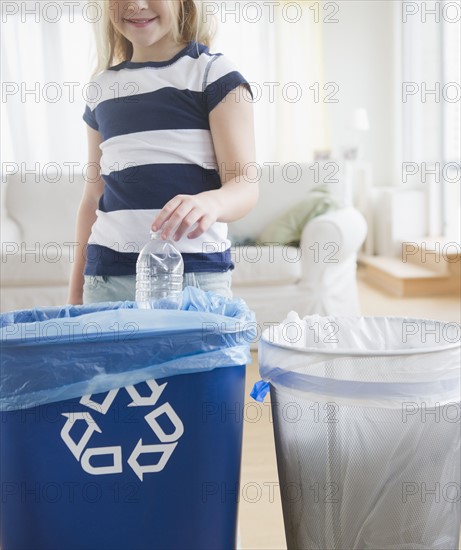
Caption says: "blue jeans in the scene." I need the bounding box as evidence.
[83,271,233,304]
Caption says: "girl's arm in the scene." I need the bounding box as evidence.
[152,86,258,241]
[67,126,104,304]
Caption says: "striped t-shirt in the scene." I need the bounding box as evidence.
[82,41,252,276]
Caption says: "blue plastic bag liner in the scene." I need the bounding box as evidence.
[249,379,270,402]
[254,311,460,550]
[1,286,256,411]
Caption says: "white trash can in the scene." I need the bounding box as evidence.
[252,314,460,550]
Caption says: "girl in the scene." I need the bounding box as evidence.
[67,0,258,305]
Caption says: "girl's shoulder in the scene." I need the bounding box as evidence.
[187,41,242,75]
[92,61,126,79]
[202,50,243,82]
[86,63,128,90]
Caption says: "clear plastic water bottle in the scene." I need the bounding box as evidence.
[136,230,184,309]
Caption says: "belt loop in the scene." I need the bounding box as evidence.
[191,272,198,289]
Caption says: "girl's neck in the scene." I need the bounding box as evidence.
[130,38,189,63]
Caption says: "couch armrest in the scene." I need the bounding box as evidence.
[297,208,367,316]
[300,207,367,271]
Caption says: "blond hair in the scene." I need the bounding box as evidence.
[91,1,216,77]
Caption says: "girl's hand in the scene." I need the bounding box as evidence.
[152,191,223,241]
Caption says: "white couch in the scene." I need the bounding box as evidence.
[229,163,367,327]
[1,163,367,323]
[1,173,82,313]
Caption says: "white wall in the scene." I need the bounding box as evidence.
[322,0,398,187]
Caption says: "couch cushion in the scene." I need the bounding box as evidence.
[231,245,301,286]
[1,247,73,286]
[1,286,69,313]
[5,174,84,244]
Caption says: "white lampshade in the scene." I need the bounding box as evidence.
[351,108,370,131]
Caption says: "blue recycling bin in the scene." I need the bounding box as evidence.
[0,288,255,550]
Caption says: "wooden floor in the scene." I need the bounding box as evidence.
[239,268,461,549]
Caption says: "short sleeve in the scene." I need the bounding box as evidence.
[83,104,99,131]
[203,55,253,114]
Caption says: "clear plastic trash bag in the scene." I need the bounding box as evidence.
[252,312,460,550]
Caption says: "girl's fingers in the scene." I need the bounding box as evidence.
[159,203,194,240]
[151,196,183,231]
[151,195,216,240]
[171,210,203,241]
[186,214,214,239]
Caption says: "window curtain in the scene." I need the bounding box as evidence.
[401,0,460,238]
[1,0,328,173]
[1,3,95,175]
[213,0,329,163]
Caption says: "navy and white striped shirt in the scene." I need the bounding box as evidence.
[82,41,252,276]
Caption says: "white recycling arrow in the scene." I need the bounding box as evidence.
[80,388,119,414]
[125,379,167,407]
[60,412,102,461]
[127,439,178,481]
[144,402,184,443]
[81,446,123,476]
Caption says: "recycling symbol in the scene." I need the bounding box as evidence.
[60,378,184,481]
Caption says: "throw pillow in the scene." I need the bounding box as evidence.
[257,185,342,247]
